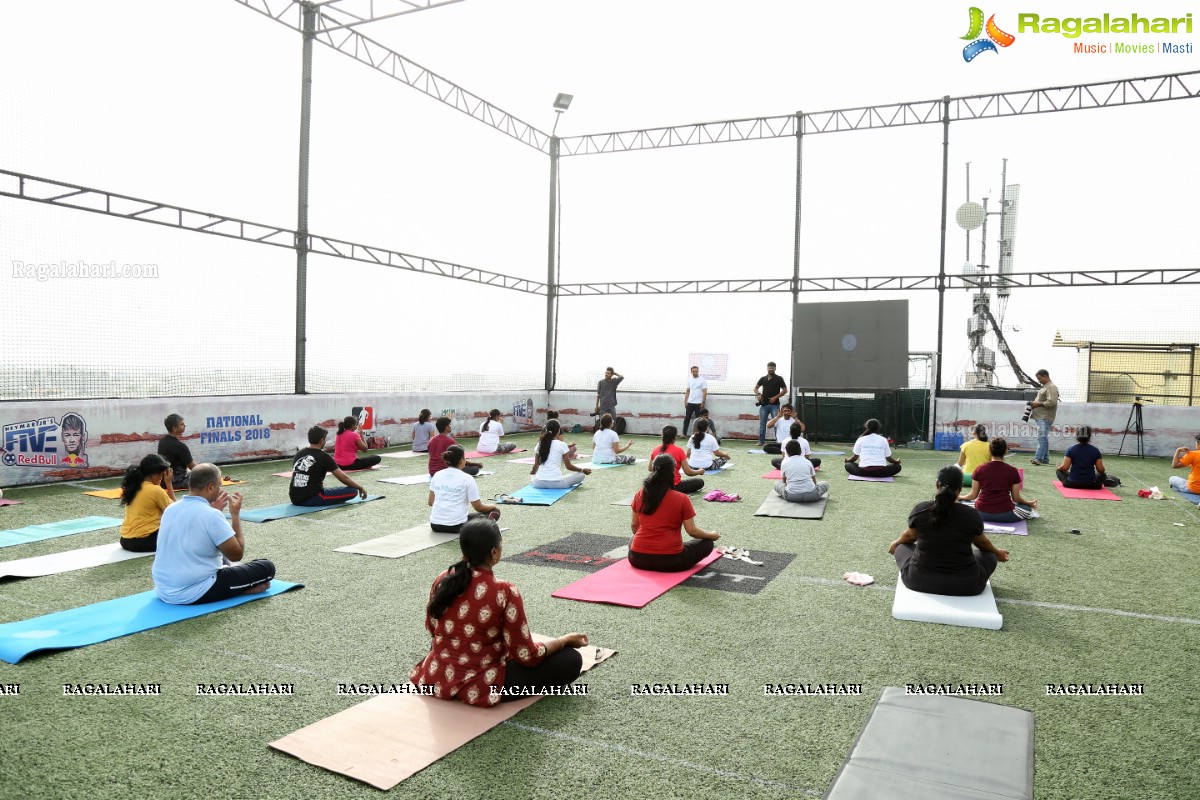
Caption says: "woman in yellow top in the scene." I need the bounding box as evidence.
[119,454,176,552]
[956,424,990,488]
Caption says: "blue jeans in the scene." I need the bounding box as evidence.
[758,403,779,445]
[1034,418,1052,463]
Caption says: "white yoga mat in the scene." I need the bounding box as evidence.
[0,542,152,579]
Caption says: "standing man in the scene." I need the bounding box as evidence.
[754,362,788,448]
[595,367,624,418]
[1028,369,1059,466]
[683,365,708,435]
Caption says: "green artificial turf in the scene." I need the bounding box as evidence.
[1,436,1198,800]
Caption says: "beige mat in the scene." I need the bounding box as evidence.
[335,525,509,559]
[269,640,615,790]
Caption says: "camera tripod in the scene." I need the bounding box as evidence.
[1117,398,1147,458]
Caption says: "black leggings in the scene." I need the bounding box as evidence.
[430,511,494,533]
[190,559,276,604]
[337,455,381,471]
[894,544,995,596]
[845,462,901,477]
[1055,469,1106,490]
[674,478,705,495]
[763,442,783,454]
[771,456,821,469]
[119,531,158,552]
[628,538,714,572]
[500,648,584,702]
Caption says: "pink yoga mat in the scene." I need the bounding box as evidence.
[272,466,380,478]
[1051,480,1121,501]
[0,499,24,507]
[464,448,527,459]
[848,474,894,482]
[551,550,722,608]
[761,470,782,480]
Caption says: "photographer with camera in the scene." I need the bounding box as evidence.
[1028,369,1059,466]
[754,362,788,448]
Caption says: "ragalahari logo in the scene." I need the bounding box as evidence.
[962,7,1016,61]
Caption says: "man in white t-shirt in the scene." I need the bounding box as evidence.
[682,366,709,436]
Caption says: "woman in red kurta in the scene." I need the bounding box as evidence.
[410,518,588,706]
[628,454,721,572]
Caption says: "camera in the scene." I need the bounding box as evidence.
[1021,403,1033,423]
[754,401,763,407]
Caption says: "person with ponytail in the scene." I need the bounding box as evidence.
[531,419,591,488]
[844,418,902,477]
[334,415,382,472]
[429,446,501,532]
[1055,425,1113,490]
[428,417,483,477]
[889,465,1008,596]
[955,424,990,488]
[412,409,435,453]
[685,419,730,472]
[770,421,821,470]
[648,425,705,495]
[477,409,517,455]
[959,437,1038,522]
[592,413,636,465]
[118,454,176,552]
[774,439,829,504]
[410,518,588,706]
[628,453,720,572]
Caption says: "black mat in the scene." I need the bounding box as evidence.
[507,533,793,595]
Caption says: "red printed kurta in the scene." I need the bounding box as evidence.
[409,568,546,707]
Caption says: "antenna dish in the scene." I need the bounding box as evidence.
[955,201,985,230]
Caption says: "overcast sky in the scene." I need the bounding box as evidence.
[1,0,1197,400]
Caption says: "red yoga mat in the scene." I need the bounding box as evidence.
[1051,480,1121,501]
[551,550,722,608]
[761,470,783,480]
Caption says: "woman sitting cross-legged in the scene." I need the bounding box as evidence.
[959,437,1038,522]
[628,454,720,572]
[685,419,730,473]
[531,419,591,489]
[889,466,1009,596]
[1055,425,1112,490]
[476,409,518,455]
[773,439,829,504]
[592,413,636,465]
[648,425,706,495]
[118,453,177,552]
[428,445,500,533]
[334,415,382,472]
[956,424,990,488]
[410,518,588,706]
[844,418,902,478]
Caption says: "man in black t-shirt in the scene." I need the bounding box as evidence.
[290,425,368,506]
[158,414,196,490]
[753,362,788,447]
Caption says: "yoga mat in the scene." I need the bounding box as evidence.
[84,478,243,499]
[335,525,457,559]
[463,448,526,459]
[761,469,782,480]
[753,493,827,520]
[0,580,302,664]
[509,453,589,465]
[269,639,615,791]
[1051,480,1121,501]
[704,462,732,475]
[892,576,1002,630]
[1172,486,1200,503]
[746,449,767,455]
[575,460,638,470]
[0,542,152,579]
[239,495,383,523]
[610,496,634,506]
[551,549,722,608]
[825,686,1033,800]
[272,466,380,478]
[379,450,427,459]
[0,499,24,507]
[508,485,580,506]
[1,516,123,549]
[377,471,495,487]
[812,451,845,456]
[847,474,894,482]
[983,520,1028,536]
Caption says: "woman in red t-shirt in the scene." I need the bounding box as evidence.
[959,437,1039,523]
[648,425,706,495]
[629,454,721,571]
[411,519,588,706]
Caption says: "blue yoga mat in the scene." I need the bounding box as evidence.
[509,485,580,506]
[239,494,384,523]
[1172,486,1200,503]
[0,580,303,664]
[1,516,123,549]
